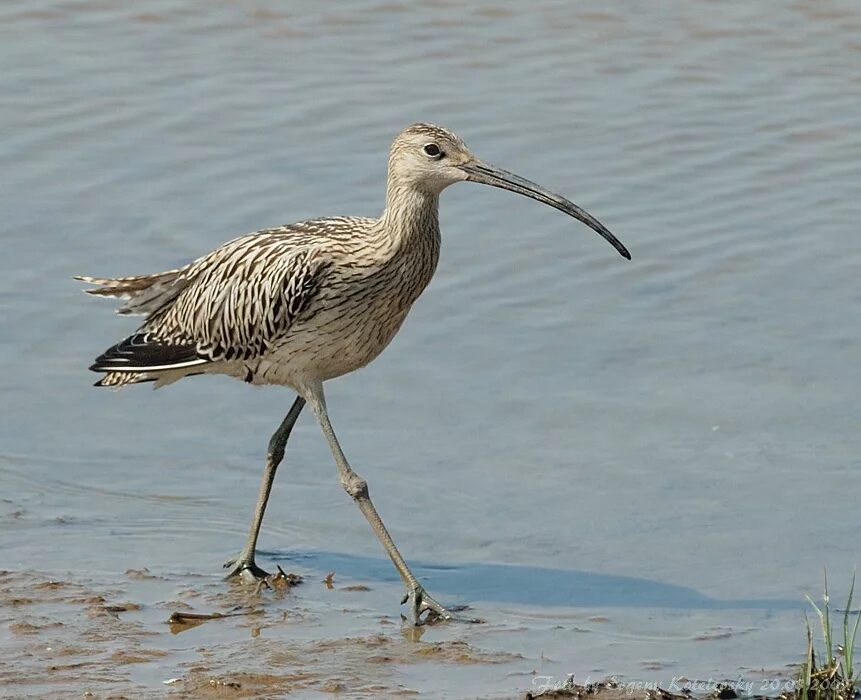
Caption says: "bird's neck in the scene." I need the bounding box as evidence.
[380,183,440,250]
[377,182,441,304]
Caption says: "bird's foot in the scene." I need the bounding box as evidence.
[223,555,271,585]
[400,584,481,626]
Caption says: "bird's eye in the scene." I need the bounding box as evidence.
[423,143,442,158]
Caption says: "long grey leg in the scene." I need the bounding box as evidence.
[224,395,305,582]
[302,380,452,624]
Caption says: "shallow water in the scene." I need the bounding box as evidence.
[1,0,860,697]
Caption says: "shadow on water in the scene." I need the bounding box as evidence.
[267,549,802,612]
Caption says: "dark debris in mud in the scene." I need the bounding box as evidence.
[251,565,303,594]
[167,606,265,635]
[525,679,792,700]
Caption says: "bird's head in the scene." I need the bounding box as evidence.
[388,123,475,194]
[387,123,630,260]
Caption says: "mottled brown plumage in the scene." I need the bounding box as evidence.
[77,123,629,624]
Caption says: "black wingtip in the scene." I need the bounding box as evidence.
[90,332,203,373]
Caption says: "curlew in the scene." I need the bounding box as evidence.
[77,123,630,623]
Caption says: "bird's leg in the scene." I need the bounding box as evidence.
[303,381,453,625]
[225,395,305,584]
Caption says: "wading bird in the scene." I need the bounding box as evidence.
[77,123,630,623]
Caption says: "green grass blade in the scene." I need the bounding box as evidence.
[841,570,856,681]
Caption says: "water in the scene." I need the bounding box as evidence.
[1,0,860,697]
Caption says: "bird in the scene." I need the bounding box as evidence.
[76,123,630,624]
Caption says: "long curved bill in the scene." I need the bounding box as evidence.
[459,161,631,260]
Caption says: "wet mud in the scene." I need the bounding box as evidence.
[0,568,523,698]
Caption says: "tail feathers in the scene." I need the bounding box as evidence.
[94,369,205,388]
[75,267,190,316]
[95,371,153,388]
[91,333,210,375]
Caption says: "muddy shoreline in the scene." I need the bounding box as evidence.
[1,569,805,699]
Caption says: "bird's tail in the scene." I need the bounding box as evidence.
[93,369,196,389]
[95,370,151,388]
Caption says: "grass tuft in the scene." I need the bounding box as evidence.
[795,570,861,700]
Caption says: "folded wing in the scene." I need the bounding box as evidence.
[81,231,328,381]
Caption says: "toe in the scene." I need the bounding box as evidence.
[224,560,271,583]
[401,585,459,626]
